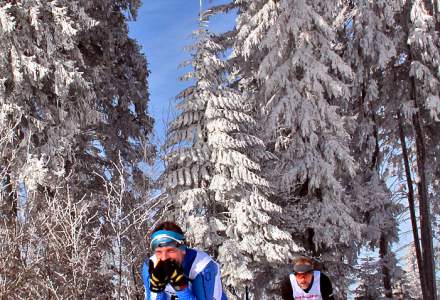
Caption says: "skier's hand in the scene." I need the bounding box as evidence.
[169,260,188,291]
[148,259,174,293]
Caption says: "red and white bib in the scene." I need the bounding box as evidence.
[289,271,322,300]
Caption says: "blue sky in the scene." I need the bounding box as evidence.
[128,1,235,147]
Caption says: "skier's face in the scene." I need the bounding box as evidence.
[295,271,313,289]
[155,246,185,265]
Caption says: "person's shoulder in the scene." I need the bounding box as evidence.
[319,272,334,297]
[184,247,198,262]
[141,259,150,282]
[187,248,219,275]
[319,272,332,283]
[141,256,152,269]
[147,253,157,261]
[280,275,293,300]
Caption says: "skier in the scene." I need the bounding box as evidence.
[141,221,228,300]
[281,256,335,300]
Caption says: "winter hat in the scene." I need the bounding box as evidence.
[150,230,186,251]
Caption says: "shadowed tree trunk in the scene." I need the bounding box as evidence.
[397,111,425,295]
[412,97,437,299]
[401,0,438,296]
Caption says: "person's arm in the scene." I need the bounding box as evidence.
[174,287,197,300]
[320,273,335,300]
[190,261,227,300]
[141,261,167,300]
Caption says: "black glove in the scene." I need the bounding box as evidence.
[168,260,188,291]
[148,259,175,293]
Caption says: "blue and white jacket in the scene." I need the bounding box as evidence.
[142,248,228,300]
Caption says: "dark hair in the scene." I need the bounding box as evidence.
[152,221,184,235]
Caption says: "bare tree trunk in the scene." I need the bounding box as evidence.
[397,111,426,295]
[412,99,437,299]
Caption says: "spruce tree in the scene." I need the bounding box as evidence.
[0,1,154,298]
[162,17,221,252]
[232,0,363,295]
[163,5,298,297]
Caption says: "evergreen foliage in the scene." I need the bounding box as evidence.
[1,0,439,298]
[0,1,155,298]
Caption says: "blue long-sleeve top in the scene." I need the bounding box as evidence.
[142,248,228,300]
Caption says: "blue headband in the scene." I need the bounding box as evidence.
[150,230,186,251]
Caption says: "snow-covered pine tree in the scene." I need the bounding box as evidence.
[231,0,363,296]
[163,4,298,297]
[340,1,405,297]
[354,256,389,300]
[0,1,154,298]
[207,68,299,300]
[344,0,440,296]
[401,243,424,299]
[406,3,440,296]
[65,2,156,296]
[1,2,101,296]
[162,13,223,253]
[393,0,440,297]
[353,252,406,300]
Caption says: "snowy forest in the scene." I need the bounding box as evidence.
[0,0,439,299]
